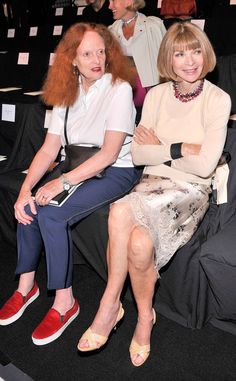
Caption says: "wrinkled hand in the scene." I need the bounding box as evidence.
[181,143,201,156]
[34,178,63,206]
[134,125,161,145]
[14,189,37,225]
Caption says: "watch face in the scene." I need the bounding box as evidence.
[64,183,71,191]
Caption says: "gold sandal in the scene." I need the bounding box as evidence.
[77,303,124,352]
[129,308,156,367]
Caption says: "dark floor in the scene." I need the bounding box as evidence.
[0,239,236,381]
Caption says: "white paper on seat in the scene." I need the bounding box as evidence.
[53,25,63,36]
[191,19,205,30]
[49,53,55,66]
[7,29,15,38]
[55,7,63,16]
[1,104,16,122]
[77,7,85,15]
[29,27,38,36]
[17,52,29,65]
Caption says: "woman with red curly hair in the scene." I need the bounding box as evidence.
[0,23,142,345]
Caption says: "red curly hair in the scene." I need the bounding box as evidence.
[41,23,136,107]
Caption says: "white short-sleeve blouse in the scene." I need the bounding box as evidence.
[48,74,136,167]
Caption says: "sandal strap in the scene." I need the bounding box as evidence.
[81,327,107,349]
[130,340,150,357]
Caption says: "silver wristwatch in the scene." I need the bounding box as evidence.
[60,175,72,191]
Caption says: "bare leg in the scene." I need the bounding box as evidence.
[17,271,35,295]
[128,226,158,366]
[18,272,74,315]
[78,201,136,349]
[52,287,75,315]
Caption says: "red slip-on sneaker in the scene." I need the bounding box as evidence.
[0,282,40,326]
[32,299,80,346]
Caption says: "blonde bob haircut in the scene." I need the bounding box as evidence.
[157,22,216,81]
[126,0,145,11]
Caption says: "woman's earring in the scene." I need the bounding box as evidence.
[73,64,80,77]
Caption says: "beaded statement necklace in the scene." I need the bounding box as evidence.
[173,79,204,103]
[122,12,138,26]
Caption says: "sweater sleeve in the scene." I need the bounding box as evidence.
[171,90,231,178]
[132,88,175,165]
[132,83,231,178]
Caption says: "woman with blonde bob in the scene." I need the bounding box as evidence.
[78,22,231,366]
[0,22,142,346]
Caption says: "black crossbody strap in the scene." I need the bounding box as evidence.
[64,107,70,145]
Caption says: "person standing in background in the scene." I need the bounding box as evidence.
[0,0,7,29]
[108,0,166,123]
[5,0,28,27]
[160,0,197,29]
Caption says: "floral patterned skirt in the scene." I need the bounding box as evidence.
[116,175,211,273]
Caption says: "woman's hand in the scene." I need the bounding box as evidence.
[34,178,64,206]
[134,125,161,145]
[181,143,202,156]
[14,188,37,225]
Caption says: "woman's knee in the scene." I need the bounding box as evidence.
[108,202,131,229]
[128,227,154,271]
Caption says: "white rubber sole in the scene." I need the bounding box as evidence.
[0,289,40,326]
[32,306,80,346]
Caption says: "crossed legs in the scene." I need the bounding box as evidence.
[78,201,158,365]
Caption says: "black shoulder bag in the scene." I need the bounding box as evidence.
[32,107,105,194]
[62,107,105,177]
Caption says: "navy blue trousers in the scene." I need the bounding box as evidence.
[16,166,142,290]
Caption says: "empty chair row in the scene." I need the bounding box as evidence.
[0,51,52,91]
[0,23,77,52]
